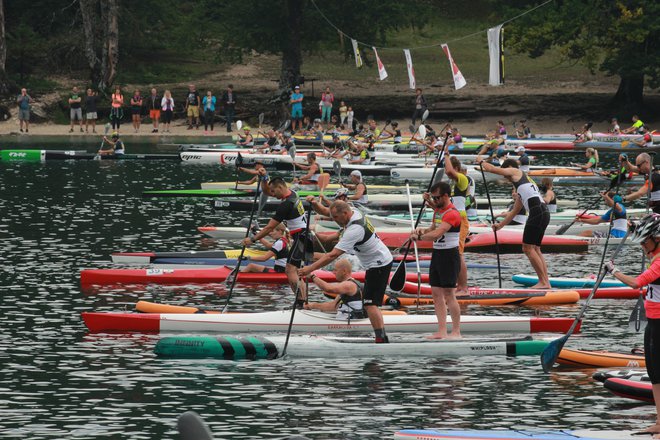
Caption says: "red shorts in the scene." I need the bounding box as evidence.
[149,109,161,120]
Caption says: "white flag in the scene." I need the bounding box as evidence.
[373,47,388,80]
[441,44,467,90]
[488,25,504,86]
[351,39,363,69]
[403,49,416,89]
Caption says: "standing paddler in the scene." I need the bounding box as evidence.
[622,153,660,214]
[477,157,551,289]
[443,152,470,295]
[298,200,393,343]
[410,182,462,339]
[242,175,311,306]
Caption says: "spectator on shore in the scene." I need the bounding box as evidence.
[147,88,160,133]
[339,101,347,126]
[110,87,124,131]
[202,90,216,133]
[221,84,236,132]
[130,89,143,133]
[84,89,98,133]
[161,90,174,133]
[346,106,354,132]
[17,88,32,133]
[69,86,83,133]
[412,88,427,126]
[321,87,334,127]
[185,84,201,130]
[290,85,304,132]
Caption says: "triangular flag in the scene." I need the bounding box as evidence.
[351,39,363,69]
[373,47,388,80]
[441,44,467,90]
[403,49,416,90]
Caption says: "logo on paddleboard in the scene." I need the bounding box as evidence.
[146,269,175,275]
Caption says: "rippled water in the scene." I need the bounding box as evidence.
[0,156,655,439]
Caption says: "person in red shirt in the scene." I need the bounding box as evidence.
[606,213,660,434]
[410,181,462,339]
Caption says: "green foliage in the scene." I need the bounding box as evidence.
[501,0,660,86]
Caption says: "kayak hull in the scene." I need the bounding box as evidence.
[512,274,626,289]
[394,429,650,439]
[603,377,654,403]
[556,348,645,368]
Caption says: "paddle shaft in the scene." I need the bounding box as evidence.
[479,163,502,288]
[281,203,314,357]
[222,176,263,312]
[406,182,422,310]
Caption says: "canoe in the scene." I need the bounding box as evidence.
[400,283,640,300]
[81,309,577,334]
[512,274,626,289]
[79,265,430,286]
[556,348,645,368]
[0,149,181,161]
[394,429,649,439]
[153,335,549,359]
[201,181,406,192]
[592,369,648,383]
[332,290,581,306]
[603,377,653,403]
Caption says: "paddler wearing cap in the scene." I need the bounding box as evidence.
[98,132,125,155]
[341,170,368,204]
[236,125,254,147]
[575,191,628,238]
[515,146,530,173]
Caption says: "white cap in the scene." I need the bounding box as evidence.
[515,146,525,153]
[349,170,362,178]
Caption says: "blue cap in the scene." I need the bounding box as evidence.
[613,194,623,204]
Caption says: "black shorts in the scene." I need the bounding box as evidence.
[363,262,393,307]
[645,318,660,384]
[287,231,314,269]
[523,202,550,246]
[263,265,286,273]
[429,248,460,288]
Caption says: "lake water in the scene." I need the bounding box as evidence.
[0,155,653,439]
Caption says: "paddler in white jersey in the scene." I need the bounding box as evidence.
[299,201,393,343]
[243,175,311,305]
[304,259,365,320]
[477,157,551,289]
[341,170,368,204]
[443,152,469,294]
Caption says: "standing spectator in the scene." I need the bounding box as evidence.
[147,88,160,133]
[84,88,98,133]
[69,86,83,133]
[202,90,216,133]
[411,88,427,126]
[338,100,348,126]
[160,90,174,133]
[221,84,236,132]
[346,106,354,132]
[130,89,143,133]
[321,86,334,127]
[17,88,32,133]
[185,84,201,130]
[290,85,304,132]
[110,86,124,131]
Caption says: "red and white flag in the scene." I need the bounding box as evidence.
[373,47,388,81]
[441,44,467,90]
[403,49,416,89]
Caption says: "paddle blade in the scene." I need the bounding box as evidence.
[422,109,430,122]
[178,411,215,440]
[236,120,243,131]
[282,120,291,131]
[333,160,341,176]
[419,125,427,139]
[256,190,270,217]
[389,260,408,292]
[554,222,573,236]
[236,152,244,167]
[408,124,415,134]
[289,145,297,160]
[629,295,647,332]
[104,123,111,135]
[258,112,265,127]
[540,334,569,373]
[224,265,239,287]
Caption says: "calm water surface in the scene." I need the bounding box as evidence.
[0,155,654,439]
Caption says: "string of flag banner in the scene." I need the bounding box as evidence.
[311,0,553,90]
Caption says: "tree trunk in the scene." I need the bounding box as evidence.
[611,74,645,114]
[279,0,302,91]
[79,0,102,87]
[101,0,119,90]
[0,0,14,96]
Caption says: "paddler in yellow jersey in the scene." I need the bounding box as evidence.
[623,115,645,134]
[443,150,470,294]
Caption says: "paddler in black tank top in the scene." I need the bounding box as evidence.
[303,259,365,320]
[242,176,311,304]
[477,157,551,289]
[294,152,323,185]
[622,153,660,214]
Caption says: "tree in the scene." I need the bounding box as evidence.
[502,0,660,113]
[80,0,119,91]
[0,0,15,96]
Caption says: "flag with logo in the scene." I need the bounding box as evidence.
[441,44,467,90]
[351,39,363,68]
[373,47,388,80]
[403,49,416,89]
